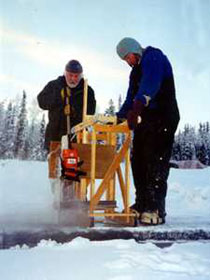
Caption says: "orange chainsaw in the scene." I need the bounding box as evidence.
[61,88,86,181]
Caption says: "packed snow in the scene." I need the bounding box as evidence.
[0,160,210,279]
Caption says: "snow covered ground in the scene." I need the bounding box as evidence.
[0,160,210,279]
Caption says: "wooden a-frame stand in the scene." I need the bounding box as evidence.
[48,80,138,226]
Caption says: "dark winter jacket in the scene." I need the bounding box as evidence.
[37,76,96,149]
[117,46,180,131]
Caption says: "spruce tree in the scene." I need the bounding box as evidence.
[104,99,116,116]
[2,102,16,159]
[0,101,5,157]
[35,114,47,161]
[14,91,28,159]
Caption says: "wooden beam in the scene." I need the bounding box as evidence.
[72,115,120,134]
[90,128,96,200]
[117,166,127,208]
[89,134,131,211]
[89,213,136,217]
[94,124,129,133]
[125,147,131,221]
[83,79,88,121]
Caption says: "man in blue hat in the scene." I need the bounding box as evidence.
[116,38,180,225]
[37,60,96,150]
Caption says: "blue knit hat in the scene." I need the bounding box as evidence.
[65,60,83,73]
[116,37,143,59]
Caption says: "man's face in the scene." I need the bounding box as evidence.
[124,53,140,67]
[65,71,82,88]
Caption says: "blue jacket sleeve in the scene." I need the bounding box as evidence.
[135,51,164,104]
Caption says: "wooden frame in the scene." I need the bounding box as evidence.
[48,80,137,226]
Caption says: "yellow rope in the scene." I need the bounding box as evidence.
[61,86,71,100]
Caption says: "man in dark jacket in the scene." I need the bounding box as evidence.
[116,37,180,225]
[37,60,96,150]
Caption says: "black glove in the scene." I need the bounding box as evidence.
[116,116,126,124]
[127,100,144,130]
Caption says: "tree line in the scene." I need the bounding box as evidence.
[0,93,210,165]
[172,123,210,165]
[0,91,46,161]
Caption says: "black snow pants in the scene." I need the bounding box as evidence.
[131,119,175,218]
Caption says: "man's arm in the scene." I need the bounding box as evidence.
[37,81,63,110]
[135,50,164,105]
[87,86,96,115]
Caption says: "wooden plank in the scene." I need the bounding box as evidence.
[48,142,61,178]
[72,115,118,134]
[125,148,131,222]
[71,143,115,179]
[47,142,116,179]
[77,132,109,142]
[89,134,131,211]
[117,166,127,207]
[60,200,117,210]
[79,179,90,201]
[90,128,96,200]
[94,124,129,133]
[85,114,117,123]
[72,118,96,134]
[83,79,88,121]
[89,213,136,217]
[79,179,86,200]
[106,131,116,201]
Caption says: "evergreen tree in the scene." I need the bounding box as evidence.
[14,91,28,159]
[171,142,181,161]
[172,122,210,166]
[0,101,5,128]
[34,114,47,161]
[181,125,196,160]
[2,102,16,159]
[26,118,36,160]
[0,101,5,157]
[196,122,210,165]
[118,94,122,111]
[104,99,116,116]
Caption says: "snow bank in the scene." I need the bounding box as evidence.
[0,238,210,280]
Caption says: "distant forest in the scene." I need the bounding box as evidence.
[0,93,210,166]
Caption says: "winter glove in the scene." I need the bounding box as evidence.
[127,100,144,130]
[117,116,126,124]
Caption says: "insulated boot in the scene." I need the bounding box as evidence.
[129,203,141,218]
[140,210,165,225]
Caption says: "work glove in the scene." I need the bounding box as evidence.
[116,116,126,124]
[127,100,144,130]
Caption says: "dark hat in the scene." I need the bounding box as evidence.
[65,60,83,73]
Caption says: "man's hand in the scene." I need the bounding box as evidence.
[117,116,126,124]
[127,100,144,130]
[64,104,71,115]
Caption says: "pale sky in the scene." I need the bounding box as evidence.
[1,0,210,129]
